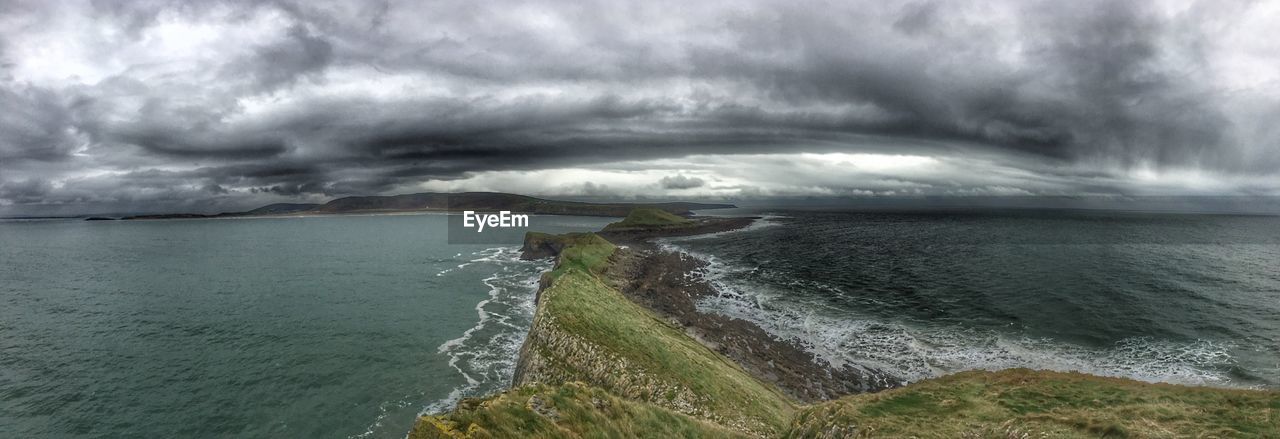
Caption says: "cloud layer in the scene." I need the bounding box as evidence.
[2,0,1278,214]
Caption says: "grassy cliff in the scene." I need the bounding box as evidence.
[409,382,748,439]
[412,231,1279,438]
[417,231,794,437]
[602,208,692,230]
[512,232,795,435]
[788,369,1278,438]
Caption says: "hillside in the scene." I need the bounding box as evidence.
[602,208,692,229]
[597,207,757,243]
[788,368,1278,438]
[244,203,320,215]
[311,192,732,216]
[409,383,748,439]
[123,192,734,220]
[411,226,1279,438]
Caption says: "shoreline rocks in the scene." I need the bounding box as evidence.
[520,216,899,403]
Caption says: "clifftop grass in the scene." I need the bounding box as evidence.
[415,232,1280,438]
[788,369,1278,438]
[409,382,748,439]
[603,208,692,230]
[513,232,795,435]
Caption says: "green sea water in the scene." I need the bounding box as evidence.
[0,214,611,438]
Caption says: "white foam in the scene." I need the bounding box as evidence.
[419,247,549,417]
[351,248,539,439]
[664,241,1243,388]
[353,246,548,439]
[350,398,414,439]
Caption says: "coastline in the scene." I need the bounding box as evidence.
[601,228,899,401]
[411,211,1280,438]
[114,192,736,221]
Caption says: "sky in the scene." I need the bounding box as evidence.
[2,0,1279,215]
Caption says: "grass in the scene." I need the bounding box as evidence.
[410,382,748,439]
[514,232,796,435]
[549,233,617,275]
[415,233,1280,438]
[785,368,1280,438]
[603,208,691,230]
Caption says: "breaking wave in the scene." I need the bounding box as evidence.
[665,242,1245,388]
[423,247,548,415]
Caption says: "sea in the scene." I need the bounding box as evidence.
[666,208,1280,389]
[2,208,1278,438]
[0,213,612,438]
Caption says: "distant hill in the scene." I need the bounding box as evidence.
[244,203,320,215]
[123,192,734,220]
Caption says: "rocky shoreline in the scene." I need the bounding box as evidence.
[605,247,899,401]
[524,216,899,402]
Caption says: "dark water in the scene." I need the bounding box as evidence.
[0,214,611,438]
[669,209,1280,388]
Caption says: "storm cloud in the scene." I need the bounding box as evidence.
[660,174,706,190]
[1,0,1278,214]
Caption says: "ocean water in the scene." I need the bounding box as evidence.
[0,214,611,438]
[5,208,1279,438]
[668,209,1280,389]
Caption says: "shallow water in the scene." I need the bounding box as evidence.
[0,214,610,438]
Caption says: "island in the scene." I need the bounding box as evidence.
[410,208,1279,438]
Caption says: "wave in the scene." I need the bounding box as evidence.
[665,241,1244,388]
[353,247,547,439]
[422,247,548,416]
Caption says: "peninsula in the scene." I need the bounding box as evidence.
[411,209,1279,438]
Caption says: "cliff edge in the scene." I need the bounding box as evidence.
[411,213,1279,438]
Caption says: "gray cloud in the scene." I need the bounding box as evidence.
[0,0,1277,215]
[0,85,80,162]
[0,178,53,204]
[228,24,334,91]
[660,174,706,190]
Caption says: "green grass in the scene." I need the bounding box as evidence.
[410,382,748,439]
[514,232,795,435]
[785,368,1280,438]
[550,233,617,274]
[416,233,1280,438]
[603,208,691,230]
[537,265,795,432]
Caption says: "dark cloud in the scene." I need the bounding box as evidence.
[0,179,53,204]
[660,174,706,190]
[228,24,334,91]
[0,0,1277,214]
[0,85,80,162]
[894,1,940,35]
